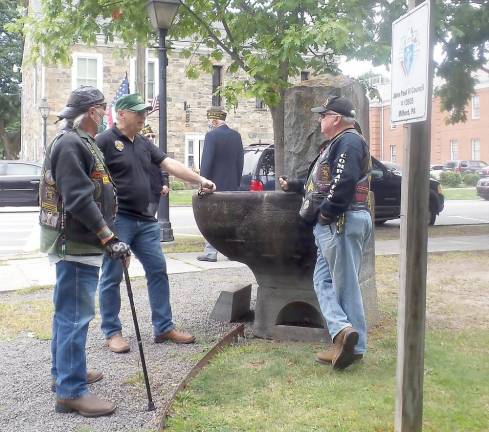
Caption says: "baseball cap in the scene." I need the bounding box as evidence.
[115,94,152,112]
[311,95,356,118]
[58,86,105,120]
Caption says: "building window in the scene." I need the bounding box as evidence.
[471,138,480,160]
[212,65,222,106]
[390,145,397,163]
[147,61,156,100]
[471,95,480,119]
[185,134,206,169]
[256,98,265,109]
[300,71,310,81]
[129,56,159,103]
[72,53,103,90]
[450,139,459,160]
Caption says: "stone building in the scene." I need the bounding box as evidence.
[21,38,275,166]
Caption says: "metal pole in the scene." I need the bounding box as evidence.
[395,1,434,430]
[122,263,156,411]
[42,117,47,151]
[157,27,174,242]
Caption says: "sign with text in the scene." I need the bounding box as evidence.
[391,1,430,124]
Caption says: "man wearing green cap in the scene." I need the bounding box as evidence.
[96,93,216,353]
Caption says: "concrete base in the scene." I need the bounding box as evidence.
[210,284,252,322]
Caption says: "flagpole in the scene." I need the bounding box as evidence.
[157,27,174,242]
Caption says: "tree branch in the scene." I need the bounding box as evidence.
[179,1,248,73]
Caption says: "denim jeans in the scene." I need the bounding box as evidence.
[51,260,98,399]
[313,210,372,354]
[98,213,174,338]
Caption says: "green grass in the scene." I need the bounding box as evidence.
[169,189,195,206]
[166,330,489,432]
[0,299,52,340]
[442,187,479,200]
[162,235,205,253]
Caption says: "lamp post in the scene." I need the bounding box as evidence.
[146,0,180,242]
[38,97,50,152]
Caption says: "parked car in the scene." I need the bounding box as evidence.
[240,144,444,225]
[444,160,488,175]
[0,160,42,206]
[476,177,489,200]
[380,161,402,176]
[478,165,489,178]
[430,164,444,180]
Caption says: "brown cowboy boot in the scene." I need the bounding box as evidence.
[106,333,130,353]
[154,328,196,344]
[332,326,359,370]
[55,392,116,417]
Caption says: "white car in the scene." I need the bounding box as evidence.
[430,164,444,180]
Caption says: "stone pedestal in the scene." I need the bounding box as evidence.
[193,192,378,342]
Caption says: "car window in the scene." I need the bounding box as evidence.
[460,161,468,168]
[258,150,275,178]
[370,159,384,179]
[444,161,456,169]
[7,163,41,176]
[242,149,263,176]
[431,165,443,170]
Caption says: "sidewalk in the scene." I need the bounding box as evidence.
[0,235,488,293]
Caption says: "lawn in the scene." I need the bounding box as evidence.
[442,187,479,200]
[169,189,195,206]
[165,251,489,431]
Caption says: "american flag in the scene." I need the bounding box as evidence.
[106,74,130,128]
[148,94,159,115]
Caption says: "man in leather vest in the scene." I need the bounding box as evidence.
[279,96,372,370]
[40,86,130,416]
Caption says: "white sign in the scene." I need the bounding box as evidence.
[390,1,430,124]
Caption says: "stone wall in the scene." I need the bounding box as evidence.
[21,43,274,164]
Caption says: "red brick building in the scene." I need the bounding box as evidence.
[369,73,489,166]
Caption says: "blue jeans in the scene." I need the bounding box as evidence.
[51,260,98,399]
[313,210,372,354]
[98,213,174,338]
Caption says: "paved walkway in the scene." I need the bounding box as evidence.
[0,235,488,293]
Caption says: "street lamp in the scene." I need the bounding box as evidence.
[146,0,180,242]
[38,97,50,152]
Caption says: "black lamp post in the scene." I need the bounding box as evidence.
[146,0,180,242]
[38,97,50,152]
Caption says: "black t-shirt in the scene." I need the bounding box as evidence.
[96,126,167,220]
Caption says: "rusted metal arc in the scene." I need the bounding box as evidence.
[159,323,246,431]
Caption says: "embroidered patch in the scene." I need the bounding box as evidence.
[114,140,124,151]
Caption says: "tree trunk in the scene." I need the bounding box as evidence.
[269,100,285,190]
[135,43,146,97]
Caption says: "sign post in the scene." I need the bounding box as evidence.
[391,1,434,431]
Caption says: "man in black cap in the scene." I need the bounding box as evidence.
[96,94,216,354]
[279,95,372,370]
[40,86,130,416]
[197,106,244,262]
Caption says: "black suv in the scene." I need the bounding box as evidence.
[240,144,444,225]
[0,160,42,206]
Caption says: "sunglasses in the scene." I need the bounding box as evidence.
[319,112,340,119]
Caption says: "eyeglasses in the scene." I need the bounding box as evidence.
[94,102,107,111]
[319,112,340,119]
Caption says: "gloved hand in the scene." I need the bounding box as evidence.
[104,237,131,260]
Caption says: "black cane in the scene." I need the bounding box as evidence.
[121,260,156,411]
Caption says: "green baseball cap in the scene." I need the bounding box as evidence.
[115,94,152,112]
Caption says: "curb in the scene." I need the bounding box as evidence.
[159,323,246,430]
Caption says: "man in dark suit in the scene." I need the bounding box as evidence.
[197,106,244,262]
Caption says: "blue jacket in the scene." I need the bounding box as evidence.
[200,124,244,191]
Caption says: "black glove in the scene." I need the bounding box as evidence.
[104,237,131,260]
[317,212,337,226]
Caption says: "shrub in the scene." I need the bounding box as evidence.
[170,180,185,190]
[462,173,480,186]
[440,171,462,187]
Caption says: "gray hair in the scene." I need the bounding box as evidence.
[341,116,356,125]
[57,111,88,131]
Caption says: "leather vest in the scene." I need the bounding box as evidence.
[39,129,116,248]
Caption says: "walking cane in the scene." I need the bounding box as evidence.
[121,259,156,411]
